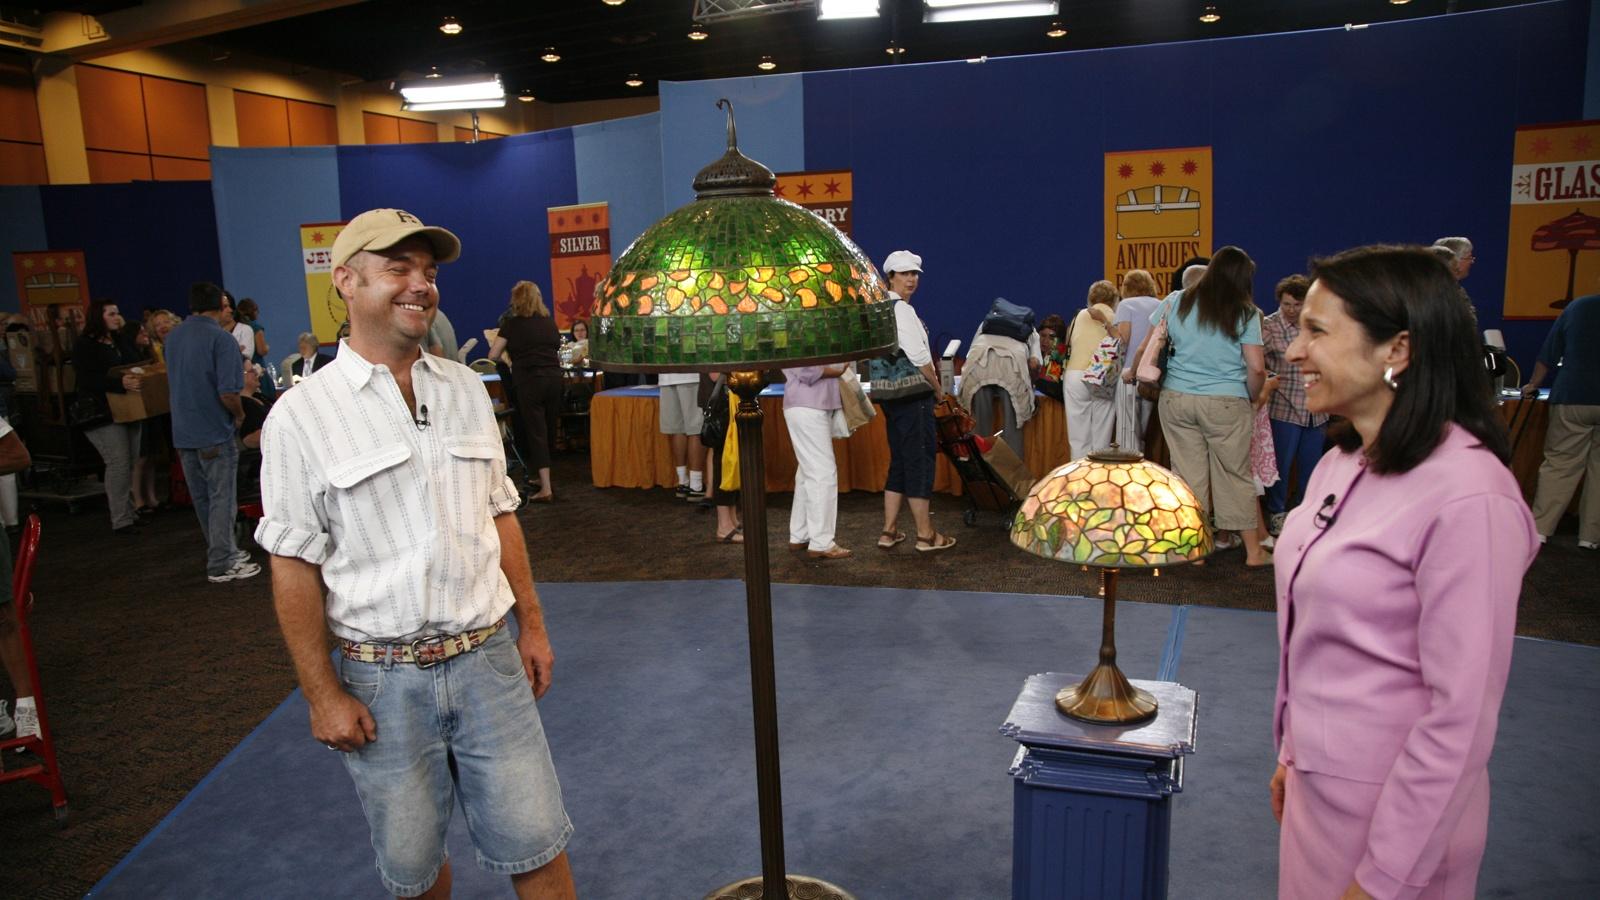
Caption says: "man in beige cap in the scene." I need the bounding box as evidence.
[256,209,576,898]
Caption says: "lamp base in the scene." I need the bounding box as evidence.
[1055,662,1160,725]
[705,874,856,900]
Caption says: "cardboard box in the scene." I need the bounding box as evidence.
[106,363,169,422]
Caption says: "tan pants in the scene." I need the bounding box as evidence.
[1158,390,1256,531]
[1531,404,1600,543]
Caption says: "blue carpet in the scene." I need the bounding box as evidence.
[86,582,1599,899]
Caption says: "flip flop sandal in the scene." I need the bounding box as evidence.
[716,529,744,544]
[877,530,906,550]
[915,533,957,553]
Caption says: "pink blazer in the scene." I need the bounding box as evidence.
[1273,424,1536,895]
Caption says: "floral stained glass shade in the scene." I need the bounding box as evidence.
[1011,453,1212,568]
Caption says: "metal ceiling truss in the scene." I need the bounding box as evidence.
[691,0,817,25]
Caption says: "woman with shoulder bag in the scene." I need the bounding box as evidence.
[870,251,955,553]
[1063,280,1120,460]
[72,299,146,534]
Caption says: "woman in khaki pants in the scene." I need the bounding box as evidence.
[1149,246,1271,566]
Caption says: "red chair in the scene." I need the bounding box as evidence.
[0,515,68,824]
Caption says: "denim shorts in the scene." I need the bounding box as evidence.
[338,627,573,897]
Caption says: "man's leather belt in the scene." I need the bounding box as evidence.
[339,619,506,669]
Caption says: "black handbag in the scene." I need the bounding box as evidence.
[700,378,730,449]
[67,395,110,429]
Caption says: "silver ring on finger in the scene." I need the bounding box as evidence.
[325,743,340,750]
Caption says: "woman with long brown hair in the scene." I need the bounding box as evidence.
[489,281,561,503]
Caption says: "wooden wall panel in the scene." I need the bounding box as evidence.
[142,75,210,160]
[87,149,153,183]
[0,63,42,144]
[235,91,291,147]
[0,142,48,185]
[363,111,400,145]
[287,100,337,146]
[454,127,505,141]
[398,117,437,144]
[152,156,212,181]
[77,65,148,154]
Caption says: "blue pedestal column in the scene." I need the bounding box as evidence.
[1000,672,1198,900]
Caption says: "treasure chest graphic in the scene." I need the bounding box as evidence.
[1115,185,1203,240]
[23,271,81,305]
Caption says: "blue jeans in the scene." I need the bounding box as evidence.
[178,440,240,575]
[1265,419,1327,515]
[339,627,572,896]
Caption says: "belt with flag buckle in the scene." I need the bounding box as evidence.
[339,619,506,669]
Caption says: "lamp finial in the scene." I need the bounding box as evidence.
[693,98,776,198]
[717,98,737,151]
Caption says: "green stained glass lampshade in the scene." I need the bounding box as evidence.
[589,102,897,372]
[1011,449,1213,568]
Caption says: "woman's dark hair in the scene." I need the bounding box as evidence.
[1312,244,1508,474]
[1179,245,1255,338]
[82,298,118,341]
[1038,313,1068,338]
[237,298,259,321]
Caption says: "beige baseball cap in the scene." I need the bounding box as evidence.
[331,208,462,268]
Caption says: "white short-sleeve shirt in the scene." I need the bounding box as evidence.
[892,296,932,366]
[255,341,522,642]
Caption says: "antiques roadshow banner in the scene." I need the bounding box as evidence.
[301,222,346,343]
[548,202,611,331]
[1503,120,1600,318]
[1104,148,1213,295]
[12,250,89,332]
[775,170,854,236]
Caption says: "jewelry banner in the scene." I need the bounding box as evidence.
[775,170,853,236]
[1503,120,1600,318]
[301,222,346,343]
[1104,148,1213,295]
[548,202,610,330]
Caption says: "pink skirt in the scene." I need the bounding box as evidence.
[1279,767,1489,899]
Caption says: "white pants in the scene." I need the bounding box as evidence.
[1064,370,1115,461]
[785,406,839,551]
[1114,379,1153,454]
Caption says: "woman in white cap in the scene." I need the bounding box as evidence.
[873,250,956,552]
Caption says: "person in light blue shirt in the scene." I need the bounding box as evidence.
[1148,246,1270,564]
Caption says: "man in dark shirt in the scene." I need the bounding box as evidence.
[1522,292,1600,549]
[166,282,259,582]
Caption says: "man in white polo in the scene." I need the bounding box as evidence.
[256,209,574,898]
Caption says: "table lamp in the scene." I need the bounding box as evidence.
[588,99,895,900]
[1010,447,1212,724]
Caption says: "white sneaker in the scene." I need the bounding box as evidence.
[1580,541,1598,551]
[232,549,252,566]
[208,559,262,583]
[13,703,39,741]
[0,700,12,736]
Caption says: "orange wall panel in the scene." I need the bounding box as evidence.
[235,91,291,147]
[0,141,48,185]
[77,65,149,154]
[287,100,337,146]
[143,75,210,160]
[363,111,400,145]
[0,63,42,144]
[152,156,211,181]
[454,127,505,141]
[398,117,437,144]
[87,149,153,183]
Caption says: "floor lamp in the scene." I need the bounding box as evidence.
[1009,447,1212,723]
[588,100,897,899]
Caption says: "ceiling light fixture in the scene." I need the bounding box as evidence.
[398,73,505,111]
[625,74,644,87]
[885,42,905,56]
[424,66,442,78]
[439,16,462,35]
[924,0,1058,24]
[1389,0,1412,4]
[688,22,709,40]
[603,0,626,5]
[1199,4,1221,23]
[541,47,561,62]
[1046,21,1067,38]
[818,0,879,19]
[518,92,535,102]
[757,55,777,71]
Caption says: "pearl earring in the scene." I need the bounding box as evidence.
[1383,366,1400,390]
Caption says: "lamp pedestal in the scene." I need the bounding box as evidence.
[706,372,853,900]
[1001,673,1198,900]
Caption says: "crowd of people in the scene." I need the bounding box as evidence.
[4,199,1594,900]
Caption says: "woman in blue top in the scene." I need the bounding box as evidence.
[1149,246,1271,566]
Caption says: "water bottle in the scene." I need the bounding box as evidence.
[266,360,282,389]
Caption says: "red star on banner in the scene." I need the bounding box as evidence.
[1117,163,1134,179]
[823,179,841,196]
[774,184,787,197]
[1149,161,1166,177]
[1531,137,1554,157]
[592,213,601,224]
[797,181,814,198]
[556,216,566,227]
[311,232,325,244]
[1573,135,1594,153]
[1181,159,1198,176]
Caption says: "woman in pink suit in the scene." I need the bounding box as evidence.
[1268,245,1537,900]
